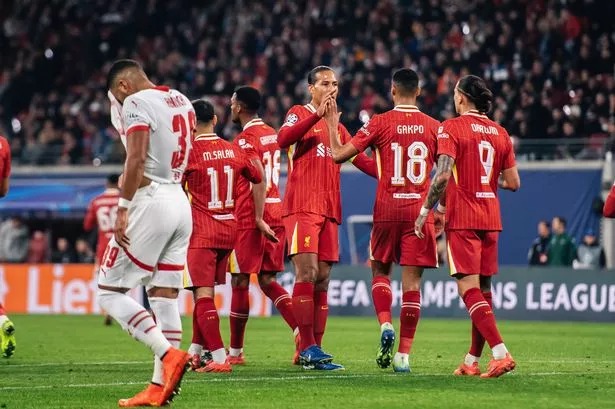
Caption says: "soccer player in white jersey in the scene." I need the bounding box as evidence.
[100,60,194,407]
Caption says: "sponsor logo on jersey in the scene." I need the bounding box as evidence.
[437,133,449,139]
[316,143,326,157]
[260,134,277,145]
[238,139,253,149]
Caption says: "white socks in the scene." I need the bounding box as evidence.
[149,296,182,385]
[465,344,508,365]
[492,343,509,360]
[98,290,170,358]
[188,343,203,356]
[0,315,8,327]
[464,353,479,366]
[211,348,226,364]
[229,347,243,357]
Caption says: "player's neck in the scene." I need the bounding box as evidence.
[195,125,215,136]
[393,98,417,108]
[240,115,260,129]
[459,105,480,116]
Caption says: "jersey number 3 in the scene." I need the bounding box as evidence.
[171,112,196,168]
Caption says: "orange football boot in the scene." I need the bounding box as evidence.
[118,383,165,407]
[453,361,481,376]
[195,359,232,373]
[160,348,191,404]
[480,353,516,378]
[227,353,246,365]
[292,333,301,365]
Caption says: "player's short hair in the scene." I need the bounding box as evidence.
[107,173,120,186]
[392,68,419,95]
[106,59,141,90]
[192,99,215,124]
[457,75,494,114]
[234,86,261,112]
[539,220,551,229]
[307,65,334,85]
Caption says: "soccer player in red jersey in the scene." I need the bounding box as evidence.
[603,183,615,217]
[278,65,376,370]
[84,173,120,326]
[227,86,299,365]
[327,69,440,372]
[183,99,263,373]
[415,75,521,378]
[0,134,16,358]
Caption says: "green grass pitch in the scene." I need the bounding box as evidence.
[1,314,614,408]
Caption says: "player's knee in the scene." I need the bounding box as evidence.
[314,277,329,292]
[258,274,275,288]
[232,274,250,289]
[147,287,179,298]
[295,265,318,283]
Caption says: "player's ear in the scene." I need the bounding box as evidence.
[416,86,422,98]
[391,84,396,98]
[213,114,218,127]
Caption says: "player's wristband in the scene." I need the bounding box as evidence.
[436,204,446,213]
[118,198,132,209]
[419,207,430,217]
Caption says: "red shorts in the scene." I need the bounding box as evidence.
[230,226,286,274]
[370,221,438,268]
[185,248,231,288]
[446,230,499,276]
[283,213,339,262]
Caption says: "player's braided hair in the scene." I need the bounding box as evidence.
[457,75,494,114]
[106,59,141,90]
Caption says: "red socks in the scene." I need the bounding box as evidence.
[0,302,5,316]
[292,282,316,350]
[229,287,250,349]
[372,276,392,325]
[469,291,492,357]
[195,297,224,352]
[398,291,421,354]
[462,288,503,349]
[191,308,205,348]
[261,281,298,330]
[313,290,328,347]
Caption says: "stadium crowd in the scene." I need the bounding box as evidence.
[0,0,613,165]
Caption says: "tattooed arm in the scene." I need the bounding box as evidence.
[414,154,454,239]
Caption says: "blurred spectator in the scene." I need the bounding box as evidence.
[75,238,95,264]
[0,217,29,262]
[573,229,606,269]
[0,1,613,163]
[547,217,577,267]
[51,237,76,264]
[27,230,49,263]
[528,220,551,266]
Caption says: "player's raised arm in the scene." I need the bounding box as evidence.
[278,92,335,149]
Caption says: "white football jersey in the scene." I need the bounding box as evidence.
[121,86,195,184]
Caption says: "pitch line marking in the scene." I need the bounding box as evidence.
[5,358,615,368]
[2,371,615,391]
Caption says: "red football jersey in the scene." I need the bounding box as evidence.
[437,110,516,231]
[351,105,439,222]
[280,104,374,223]
[84,188,120,263]
[184,134,262,249]
[0,136,11,180]
[233,118,283,229]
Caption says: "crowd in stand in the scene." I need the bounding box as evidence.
[0,0,613,165]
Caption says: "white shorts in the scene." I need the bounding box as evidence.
[98,182,192,290]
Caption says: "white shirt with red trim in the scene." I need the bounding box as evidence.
[122,86,195,184]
